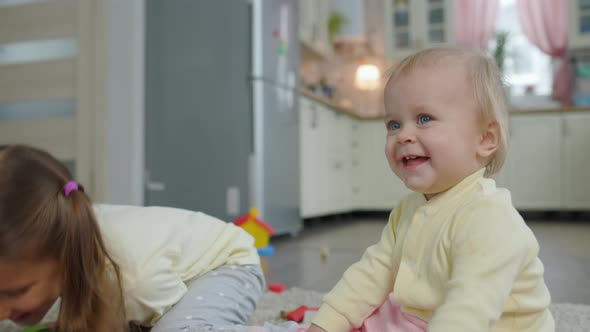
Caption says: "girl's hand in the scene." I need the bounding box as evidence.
[306,323,327,332]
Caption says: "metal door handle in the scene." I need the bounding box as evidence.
[146,181,166,191]
[311,103,318,128]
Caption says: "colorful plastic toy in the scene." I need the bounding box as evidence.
[281,305,319,323]
[268,282,286,293]
[234,208,276,255]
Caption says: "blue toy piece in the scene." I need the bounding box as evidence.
[257,244,275,256]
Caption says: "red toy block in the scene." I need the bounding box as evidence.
[284,305,319,322]
[268,282,286,293]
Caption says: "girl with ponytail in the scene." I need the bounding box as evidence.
[0,145,264,332]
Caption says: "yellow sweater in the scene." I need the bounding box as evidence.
[313,169,554,331]
[94,204,260,325]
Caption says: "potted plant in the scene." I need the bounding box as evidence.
[327,11,348,46]
[493,31,509,72]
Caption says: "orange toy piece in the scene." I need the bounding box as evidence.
[234,208,275,249]
[282,305,319,322]
[268,282,286,293]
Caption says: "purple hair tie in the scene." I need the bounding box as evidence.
[64,181,79,197]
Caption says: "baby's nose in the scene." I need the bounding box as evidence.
[397,127,416,143]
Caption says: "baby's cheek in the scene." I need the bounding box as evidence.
[384,141,396,159]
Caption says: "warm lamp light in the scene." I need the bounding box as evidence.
[354,64,381,90]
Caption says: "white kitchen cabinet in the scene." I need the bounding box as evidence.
[505,114,563,209]
[312,102,337,215]
[299,97,352,218]
[351,120,410,210]
[299,0,315,46]
[326,111,354,213]
[505,112,590,211]
[384,0,455,58]
[300,96,409,218]
[299,97,323,217]
[562,112,590,209]
[301,100,590,216]
[299,0,333,58]
[569,0,590,50]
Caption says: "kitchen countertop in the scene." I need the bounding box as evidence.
[300,90,383,120]
[510,106,590,114]
[301,90,590,119]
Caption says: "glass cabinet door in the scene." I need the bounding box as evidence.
[392,0,412,49]
[578,0,590,36]
[386,0,454,57]
[569,0,590,49]
[426,0,446,44]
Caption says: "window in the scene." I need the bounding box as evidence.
[492,0,553,97]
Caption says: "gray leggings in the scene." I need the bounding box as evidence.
[151,264,265,332]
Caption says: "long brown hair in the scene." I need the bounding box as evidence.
[0,145,126,332]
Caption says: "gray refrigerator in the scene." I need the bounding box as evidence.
[145,0,301,235]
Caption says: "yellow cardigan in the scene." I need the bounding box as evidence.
[313,169,554,332]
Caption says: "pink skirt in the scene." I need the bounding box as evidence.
[297,293,427,332]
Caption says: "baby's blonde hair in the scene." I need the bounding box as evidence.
[385,46,509,177]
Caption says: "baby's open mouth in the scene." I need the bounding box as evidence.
[402,155,430,167]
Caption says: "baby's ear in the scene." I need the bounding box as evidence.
[477,121,500,159]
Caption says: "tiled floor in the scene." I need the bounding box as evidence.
[265,213,590,305]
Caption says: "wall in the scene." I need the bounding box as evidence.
[97,0,145,205]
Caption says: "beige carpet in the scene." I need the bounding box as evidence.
[2,288,589,331]
[248,288,590,331]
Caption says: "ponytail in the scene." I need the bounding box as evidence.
[0,145,127,332]
[56,189,126,332]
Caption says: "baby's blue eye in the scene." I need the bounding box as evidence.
[418,115,432,124]
[389,121,401,130]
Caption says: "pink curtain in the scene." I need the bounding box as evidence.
[518,0,572,105]
[454,0,499,50]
